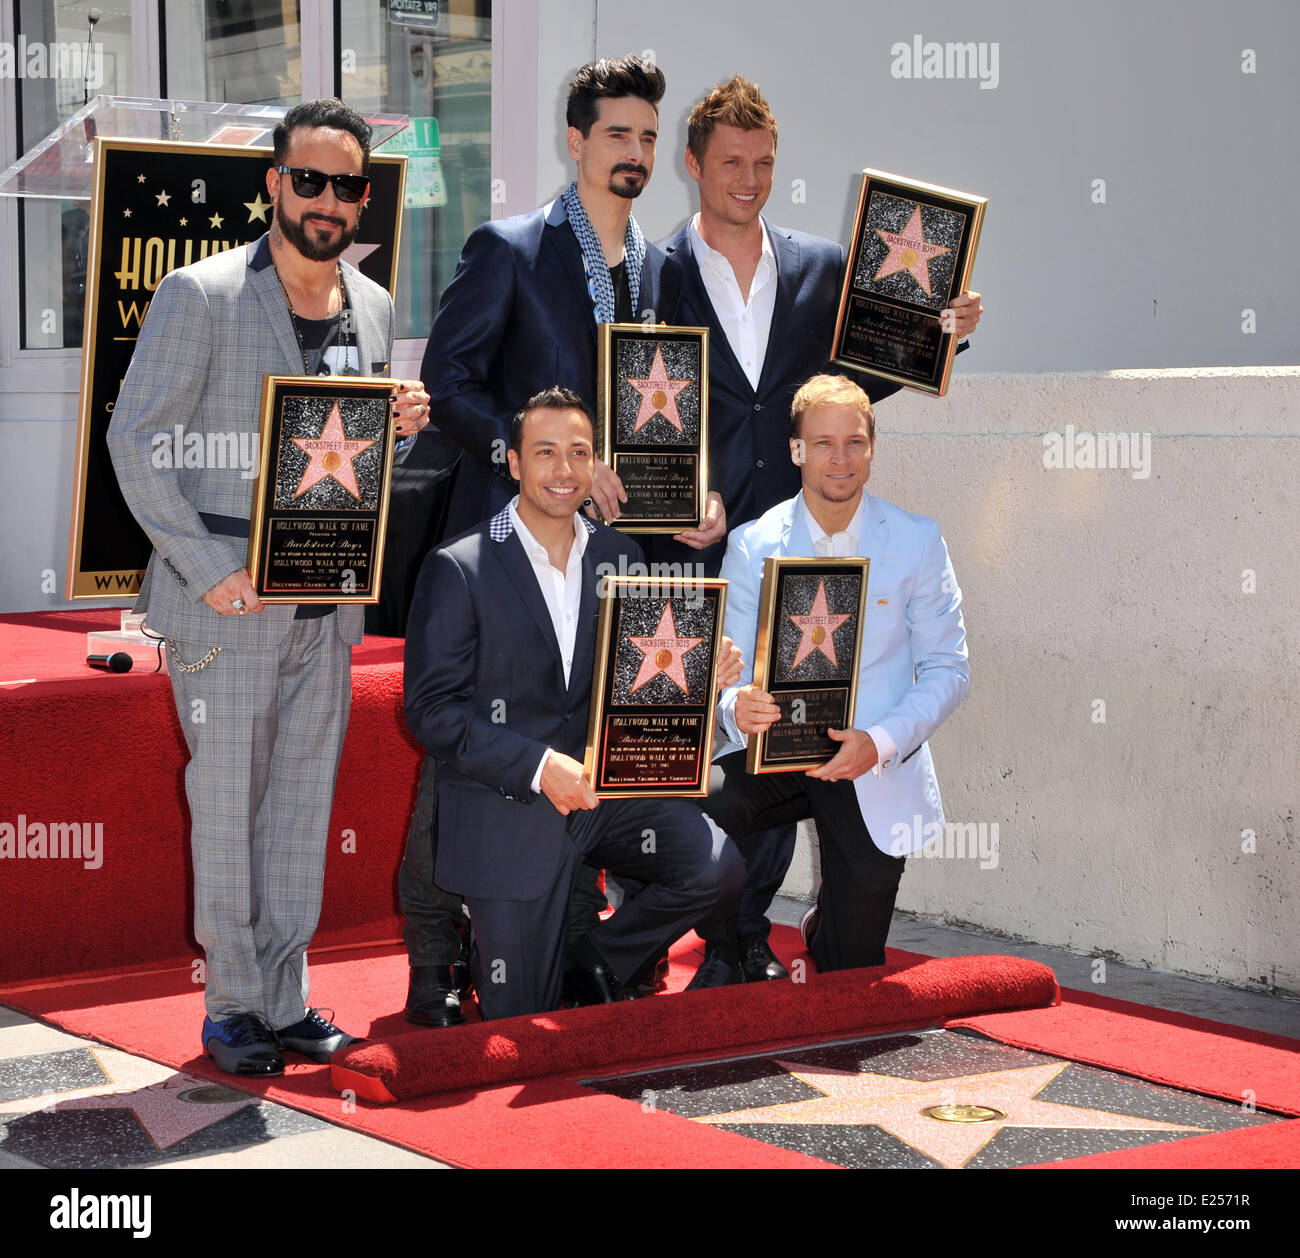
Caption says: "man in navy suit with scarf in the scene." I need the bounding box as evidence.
[403,388,741,1019]
[652,76,983,987]
[402,57,726,1023]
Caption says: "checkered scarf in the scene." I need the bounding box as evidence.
[561,180,645,324]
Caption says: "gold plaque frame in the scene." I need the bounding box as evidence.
[832,168,986,397]
[246,374,399,604]
[746,556,870,774]
[583,576,729,798]
[596,322,710,534]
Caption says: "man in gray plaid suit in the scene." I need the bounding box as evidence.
[108,99,430,1076]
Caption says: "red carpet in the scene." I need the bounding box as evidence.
[333,951,1058,1102]
[5,926,1294,1168]
[0,610,419,982]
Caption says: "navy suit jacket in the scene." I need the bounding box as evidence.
[652,219,908,572]
[421,199,681,540]
[403,506,644,901]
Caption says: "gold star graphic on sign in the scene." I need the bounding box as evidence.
[122,208,132,219]
[136,173,146,184]
[155,190,171,207]
[244,192,271,223]
[208,211,224,230]
[178,216,188,226]
[696,1060,1205,1169]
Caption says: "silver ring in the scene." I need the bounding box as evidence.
[231,597,245,612]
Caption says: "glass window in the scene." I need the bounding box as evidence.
[162,0,303,107]
[338,0,492,340]
[15,0,133,348]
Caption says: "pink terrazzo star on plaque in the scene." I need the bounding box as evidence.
[291,400,375,500]
[787,579,851,669]
[695,1060,1205,1169]
[626,346,691,434]
[628,602,705,695]
[873,204,951,298]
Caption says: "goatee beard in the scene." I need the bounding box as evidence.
[275,198,359,262]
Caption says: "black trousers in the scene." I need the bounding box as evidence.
[467,799,743,1020]
[397,754,609,966]
[697,751,906,970]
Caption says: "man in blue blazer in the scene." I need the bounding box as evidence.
[420,54,722,547]
[403,388,742,1020]
[403,56,725,1022]
[653,77,982,983]
[697,373,970,977]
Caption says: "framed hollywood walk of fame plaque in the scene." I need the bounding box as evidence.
[597,323,709,532]
[246,376,398,602]
[584,577,728,798]
[746,557,870,775]
[832,169,985,397]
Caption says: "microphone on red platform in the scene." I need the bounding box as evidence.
[87,651,133,673]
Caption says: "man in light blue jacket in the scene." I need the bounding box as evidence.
[692,373,970,982]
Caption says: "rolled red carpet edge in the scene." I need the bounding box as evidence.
[332,953,1059,1103]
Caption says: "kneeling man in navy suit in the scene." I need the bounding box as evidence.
[404,388,743,1019]
[693,374,970,982]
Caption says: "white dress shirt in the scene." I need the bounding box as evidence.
[802,496,898,776]
[690,215,777,392]
[507,498,589,792]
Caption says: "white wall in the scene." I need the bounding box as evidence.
[778,367,1300,994]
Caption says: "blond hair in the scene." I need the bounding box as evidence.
[686,75,778,158]
[790,374,875,440]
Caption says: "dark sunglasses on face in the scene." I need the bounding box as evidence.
[275,165,369,203]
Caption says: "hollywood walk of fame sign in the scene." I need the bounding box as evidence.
[67,136,406,598]
[584,576,728,797]
[832,168,985,397]
[746,557,870,774]
[246,375,398,602]
[596,323,710,533]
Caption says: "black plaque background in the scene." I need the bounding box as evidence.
[833,173,980,394]
[601,325,707,531]
[251,378,394,601]
[588,582,725,796]
[70,139,403,598]
[753,561,867,771]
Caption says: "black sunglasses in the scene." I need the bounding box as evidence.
[275,165,369,203]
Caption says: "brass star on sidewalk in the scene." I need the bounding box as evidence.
[696,1060,1205,1169]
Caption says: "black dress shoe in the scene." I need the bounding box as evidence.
[739,932,790,982]
[202,1013,283,1076]
[685,945,743,990]
[452,932,474,1001]
[276,1009,359,1062]
[626,952,670,999]
[561,961,627,1007]
[405,964,466,1028]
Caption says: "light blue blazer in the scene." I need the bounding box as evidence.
[715,490,970,855]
